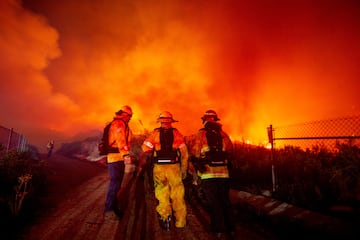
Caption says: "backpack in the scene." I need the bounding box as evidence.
[98,121,113,155]
[153,127,179,164]
[204,122,227,166]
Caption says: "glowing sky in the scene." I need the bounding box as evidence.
[1,0,359,150]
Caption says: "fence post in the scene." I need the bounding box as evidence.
[6,128,14,153]
[268,125,277,192]
[17,134,26,152]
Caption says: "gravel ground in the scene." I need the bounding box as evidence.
[6,154,280,240]
[1,154,107,240]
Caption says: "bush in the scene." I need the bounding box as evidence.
[0,146,47,217]
[231,141,360,216]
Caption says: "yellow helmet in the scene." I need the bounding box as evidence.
[157,111,178,123]
[115,105,133,116]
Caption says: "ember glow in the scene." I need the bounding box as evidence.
[1,0,359,149]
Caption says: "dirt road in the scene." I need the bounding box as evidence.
[16,155,278,240]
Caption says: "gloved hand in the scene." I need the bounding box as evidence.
[182,171,187,180]
[136,167,144,178]
[124,155,132,164]
[192,173,199,186]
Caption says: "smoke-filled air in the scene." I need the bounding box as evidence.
[1,0,359,150]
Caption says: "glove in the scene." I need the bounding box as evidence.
[191,156,207,173]
[182,171,187,180]
[136,167,143,178]
[192,173,200,186]
[124,155,132,164]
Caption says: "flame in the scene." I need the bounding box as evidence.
[1,0,359,148]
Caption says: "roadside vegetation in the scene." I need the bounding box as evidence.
[0,145,47,237]
[1,136,358,237]
[230,140,360,220]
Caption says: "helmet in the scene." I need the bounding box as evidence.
[201,110,220,121]
[157,111,178,123]
[115,105,133,116]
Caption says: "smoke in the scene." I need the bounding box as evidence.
[1,0,359,149]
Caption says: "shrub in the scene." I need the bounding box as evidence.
[0,146,47,217]
[231,141,360,215]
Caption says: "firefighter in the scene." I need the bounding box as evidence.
[103,105,133,221]
[46,140,54,158]
[190,110,235,239]
[139,111,188,230]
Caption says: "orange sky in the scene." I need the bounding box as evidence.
[1,0,359,151]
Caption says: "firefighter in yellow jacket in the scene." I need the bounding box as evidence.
[190,110,235,239]
[140,111,188,230]
[104,105,133,221]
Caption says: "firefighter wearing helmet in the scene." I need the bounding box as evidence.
[103,105,133,221]
[190,110,235,238]
[139,111,188,230]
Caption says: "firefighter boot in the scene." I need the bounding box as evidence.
[158,215,171,231]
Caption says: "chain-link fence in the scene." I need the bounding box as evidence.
[266,115,360,192]
[268,115,360,151]
[0,125,27,152]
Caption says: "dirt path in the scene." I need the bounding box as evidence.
[15,155,278,240]
[16,157,214,240]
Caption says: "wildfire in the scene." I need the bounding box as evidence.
[1,1,359,149]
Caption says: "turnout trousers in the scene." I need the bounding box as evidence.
[153,163,187,227]
[201,178,235,233]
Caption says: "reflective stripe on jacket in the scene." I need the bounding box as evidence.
[191,125,233,179]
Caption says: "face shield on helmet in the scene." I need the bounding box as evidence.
[157,111,178,123]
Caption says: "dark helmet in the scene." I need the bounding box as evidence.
[201,110,220,121]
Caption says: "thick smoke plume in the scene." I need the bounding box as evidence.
[1,0,359,149]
